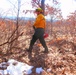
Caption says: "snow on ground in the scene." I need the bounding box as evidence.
[0,59,44,75]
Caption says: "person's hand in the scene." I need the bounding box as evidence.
[33,26,35,30]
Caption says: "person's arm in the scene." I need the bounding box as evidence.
[33,26,35,30]
[33,15,42,28]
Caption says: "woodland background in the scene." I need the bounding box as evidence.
[0,0,76,75]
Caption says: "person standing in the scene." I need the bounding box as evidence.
[27,8,48,53]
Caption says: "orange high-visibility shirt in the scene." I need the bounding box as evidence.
[33,14,46,29]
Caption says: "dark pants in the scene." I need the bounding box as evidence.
[29,28,48,52]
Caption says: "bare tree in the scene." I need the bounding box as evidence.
[0,0,23,54]
[31,0,45,15]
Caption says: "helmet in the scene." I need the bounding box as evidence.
[35,8,43,12]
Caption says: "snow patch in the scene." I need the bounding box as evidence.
[0,59,48,75]
[0,59,33,75]
[36,67,43,74]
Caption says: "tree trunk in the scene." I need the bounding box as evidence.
[41,0,45,15]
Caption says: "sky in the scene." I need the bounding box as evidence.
[0,0,76,19]
[59,0,76,18]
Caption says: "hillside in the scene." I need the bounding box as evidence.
[0,19,76,75]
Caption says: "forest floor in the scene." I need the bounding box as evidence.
[0,24,76,75]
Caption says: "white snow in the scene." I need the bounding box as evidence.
[0,59,33,75]
[0,59,44,75]
[36,67,43,74]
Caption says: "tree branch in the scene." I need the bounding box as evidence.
[0,32,23,46]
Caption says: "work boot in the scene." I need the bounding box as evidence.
[43,50,48,53]
[26,49,32,53]
[43,48,48,53]
[26,46,32,53]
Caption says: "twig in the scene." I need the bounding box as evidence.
[0,32,23,46]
